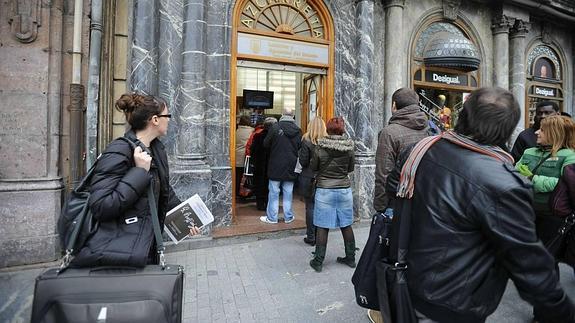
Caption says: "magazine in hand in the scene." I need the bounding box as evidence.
[164,194,214,244]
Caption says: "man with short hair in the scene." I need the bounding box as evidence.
[393,88,574,322]
[511,100,559,161]
[373,87,429,213]
[260,107,302,224]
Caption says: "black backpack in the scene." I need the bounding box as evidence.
[57,137,138,260]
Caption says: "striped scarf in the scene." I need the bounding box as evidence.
[397,131,514,199]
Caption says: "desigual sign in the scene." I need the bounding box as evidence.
[425,71,469,86]
[534,86,555,97]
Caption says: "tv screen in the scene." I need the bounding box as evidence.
[243,89,274,109]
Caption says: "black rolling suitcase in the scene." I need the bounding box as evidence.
[31,182,185,323]
[31,265,183,323]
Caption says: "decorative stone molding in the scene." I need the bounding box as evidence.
[491,15,513,35]
[8,0,42,43]
[541,23,552,44]
[442,0,461,21]
[384,0,405,10]
[510,19,530,39]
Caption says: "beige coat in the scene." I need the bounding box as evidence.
[236,125,253,167]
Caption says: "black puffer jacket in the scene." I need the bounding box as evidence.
[403,139,574,323]
[264,116,302,181]
[298,138,316,197]
[311,135,354,188]
[72,131,180,267]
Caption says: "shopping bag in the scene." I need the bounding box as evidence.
[238,174,253,197]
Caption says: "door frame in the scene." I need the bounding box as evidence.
[229,0,335,218]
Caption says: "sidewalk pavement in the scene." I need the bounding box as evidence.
[1,225,574,323]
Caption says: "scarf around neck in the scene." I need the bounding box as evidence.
[397,131,514,199]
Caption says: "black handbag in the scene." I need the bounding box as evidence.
[32,147,184,322]
[544,212,575,266]
[375,198,418,323]
[352,211,393,310]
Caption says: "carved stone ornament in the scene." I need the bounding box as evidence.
[510,19,530,38]
[8,0,42,43]
[442,0,461,21]
[491,15,513,35]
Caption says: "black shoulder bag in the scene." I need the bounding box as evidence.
[375,198,418,323]
[58,137,138,264]
[352,209,393,310]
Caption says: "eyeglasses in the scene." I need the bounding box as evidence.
[157,114,172,118]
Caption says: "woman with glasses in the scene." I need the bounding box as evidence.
[72,93,200,267]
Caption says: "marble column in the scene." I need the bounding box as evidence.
[383,0,405,122]
[491,15,512,89]
[354,0,376,219]
[509,19,530,129]
[170,0,213,233]
[203,0,233,227]
[131,0,159,93]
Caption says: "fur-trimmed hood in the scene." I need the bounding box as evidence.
[317,135,354,152]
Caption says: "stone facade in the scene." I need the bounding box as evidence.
[0,0,574,267]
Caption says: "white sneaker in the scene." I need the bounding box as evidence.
[259,216,278,224]
[284,217,295,224]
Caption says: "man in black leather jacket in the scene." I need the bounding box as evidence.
[390,88,575,323]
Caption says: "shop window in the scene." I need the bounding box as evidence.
[525,45,564,126]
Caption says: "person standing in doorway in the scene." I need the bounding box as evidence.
[235,115,254,198]
[260,108,302,224]
[511,101,560,162]
[249,117,277,210]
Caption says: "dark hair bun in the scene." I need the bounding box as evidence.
[115,93,147,114]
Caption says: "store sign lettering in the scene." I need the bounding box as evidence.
[432,73,460,85]
[238,32,329,65]
[535,87,555,97]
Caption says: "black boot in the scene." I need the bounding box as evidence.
[309,246,326,272]
[336,241,356,268]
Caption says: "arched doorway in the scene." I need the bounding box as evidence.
[409,19,482,130]
[229,0,335,229]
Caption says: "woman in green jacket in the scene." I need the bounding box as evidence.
[516,115,575,218]
[516,115,575,323]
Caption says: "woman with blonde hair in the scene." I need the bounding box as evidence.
[516,115,575,322]
[298,117,328,246]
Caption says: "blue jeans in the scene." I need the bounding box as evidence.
[266,180,295,222]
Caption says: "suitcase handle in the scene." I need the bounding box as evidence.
[88,266,141,275]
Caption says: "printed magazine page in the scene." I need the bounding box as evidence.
[164,194,214,244]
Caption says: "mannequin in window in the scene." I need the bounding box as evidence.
[540,65,549,78]
[437,94,452,129]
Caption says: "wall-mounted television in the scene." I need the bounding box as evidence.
[243,89,274,109]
